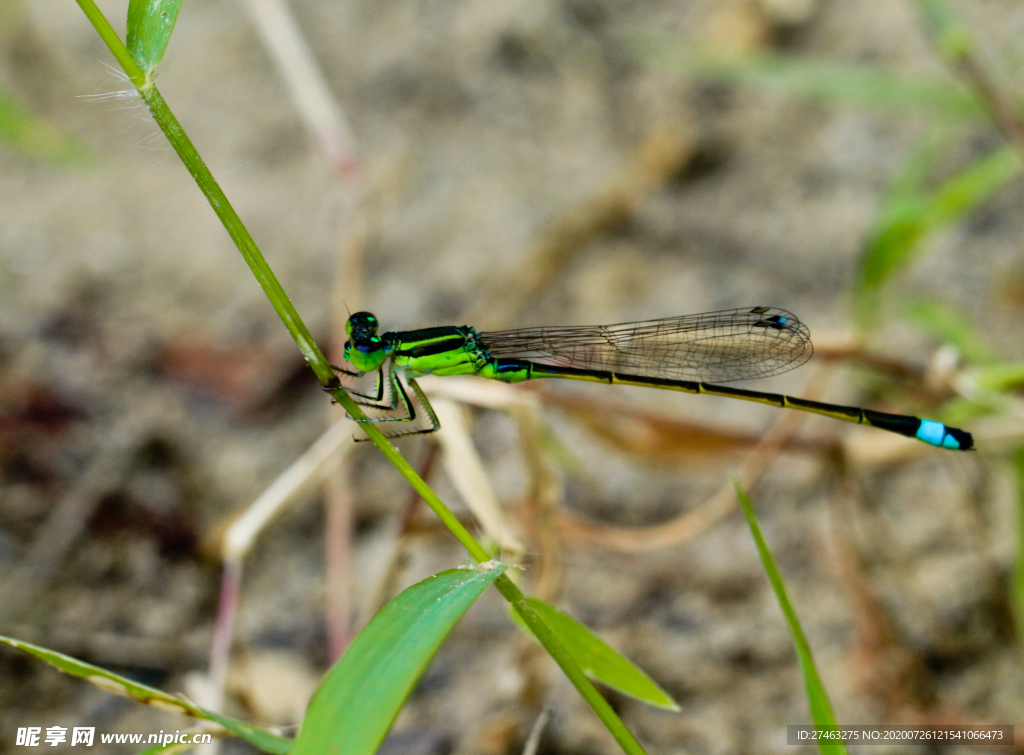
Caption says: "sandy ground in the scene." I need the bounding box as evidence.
[1,0,1023,753]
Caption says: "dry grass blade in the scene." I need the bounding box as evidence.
[536,389,807,463]
[521,704,552,755]
[811,331,923,384]
[220,419,355,562]
[419,375,528,409]
[432,397,524,555]
[206,419,355,714]
[510,399,565,604]
[366,442,439,617]
[420,376,566,599]
[560,366,836,552]
[240,0,359,175]
[241,0,368,662]
[914,0,1024,154]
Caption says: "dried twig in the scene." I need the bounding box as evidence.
[558,365,837,552]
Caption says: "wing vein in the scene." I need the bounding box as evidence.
[477,307,812,383]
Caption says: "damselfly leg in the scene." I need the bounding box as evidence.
[329,363,441,439]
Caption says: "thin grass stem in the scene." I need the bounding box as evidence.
[73,3,646,751]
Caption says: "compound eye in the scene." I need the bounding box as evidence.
[345,311,379,338]
[355,336,382,354]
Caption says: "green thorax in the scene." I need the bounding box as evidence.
[389,325,485,377]
[343,311,489,378]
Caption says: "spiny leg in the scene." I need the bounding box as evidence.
[350,374,442,439]
[367,369,416,423]
[404,378,441,435]
[327,364,392,407]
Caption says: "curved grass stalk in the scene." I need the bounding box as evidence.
[72,2,646,752]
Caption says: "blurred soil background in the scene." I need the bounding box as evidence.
[1,0,1023,752]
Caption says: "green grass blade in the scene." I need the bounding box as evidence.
[732,480,848,755]
[0,636,291,753]
[509,599,679,710]
[855,144,1022,328]
[1012,449,1024,659]
[633,40,984,120]
[0,88,92,168]
[921,145,1022,225]
[134,735,215,755]
[75,5,648,751]
[914,0,972,59]
[75,0,492,569]
[972,360,1024,392]
[901,298,995,364]
[292,565,506,755]
[498,580,648,755]
[127,0,183,72]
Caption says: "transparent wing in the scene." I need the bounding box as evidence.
[477,307,812,383]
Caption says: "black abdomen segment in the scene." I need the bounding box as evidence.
[523,363,973,451]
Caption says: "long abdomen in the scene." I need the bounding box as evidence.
[520,362,973,450]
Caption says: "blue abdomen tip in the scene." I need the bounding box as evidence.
[916,419,947,447]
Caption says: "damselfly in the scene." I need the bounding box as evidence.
[328,307,973,450]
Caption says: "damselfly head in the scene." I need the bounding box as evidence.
[346,311,379,340]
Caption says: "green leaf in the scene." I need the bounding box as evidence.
[511,598,679,711]
[127,0,183,72]
[633,39,984,120]
[0,88,91,168]
[733,480,847,755]
[0,636,291,754]
[292,564,506,755]
[855,144,1022,328]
